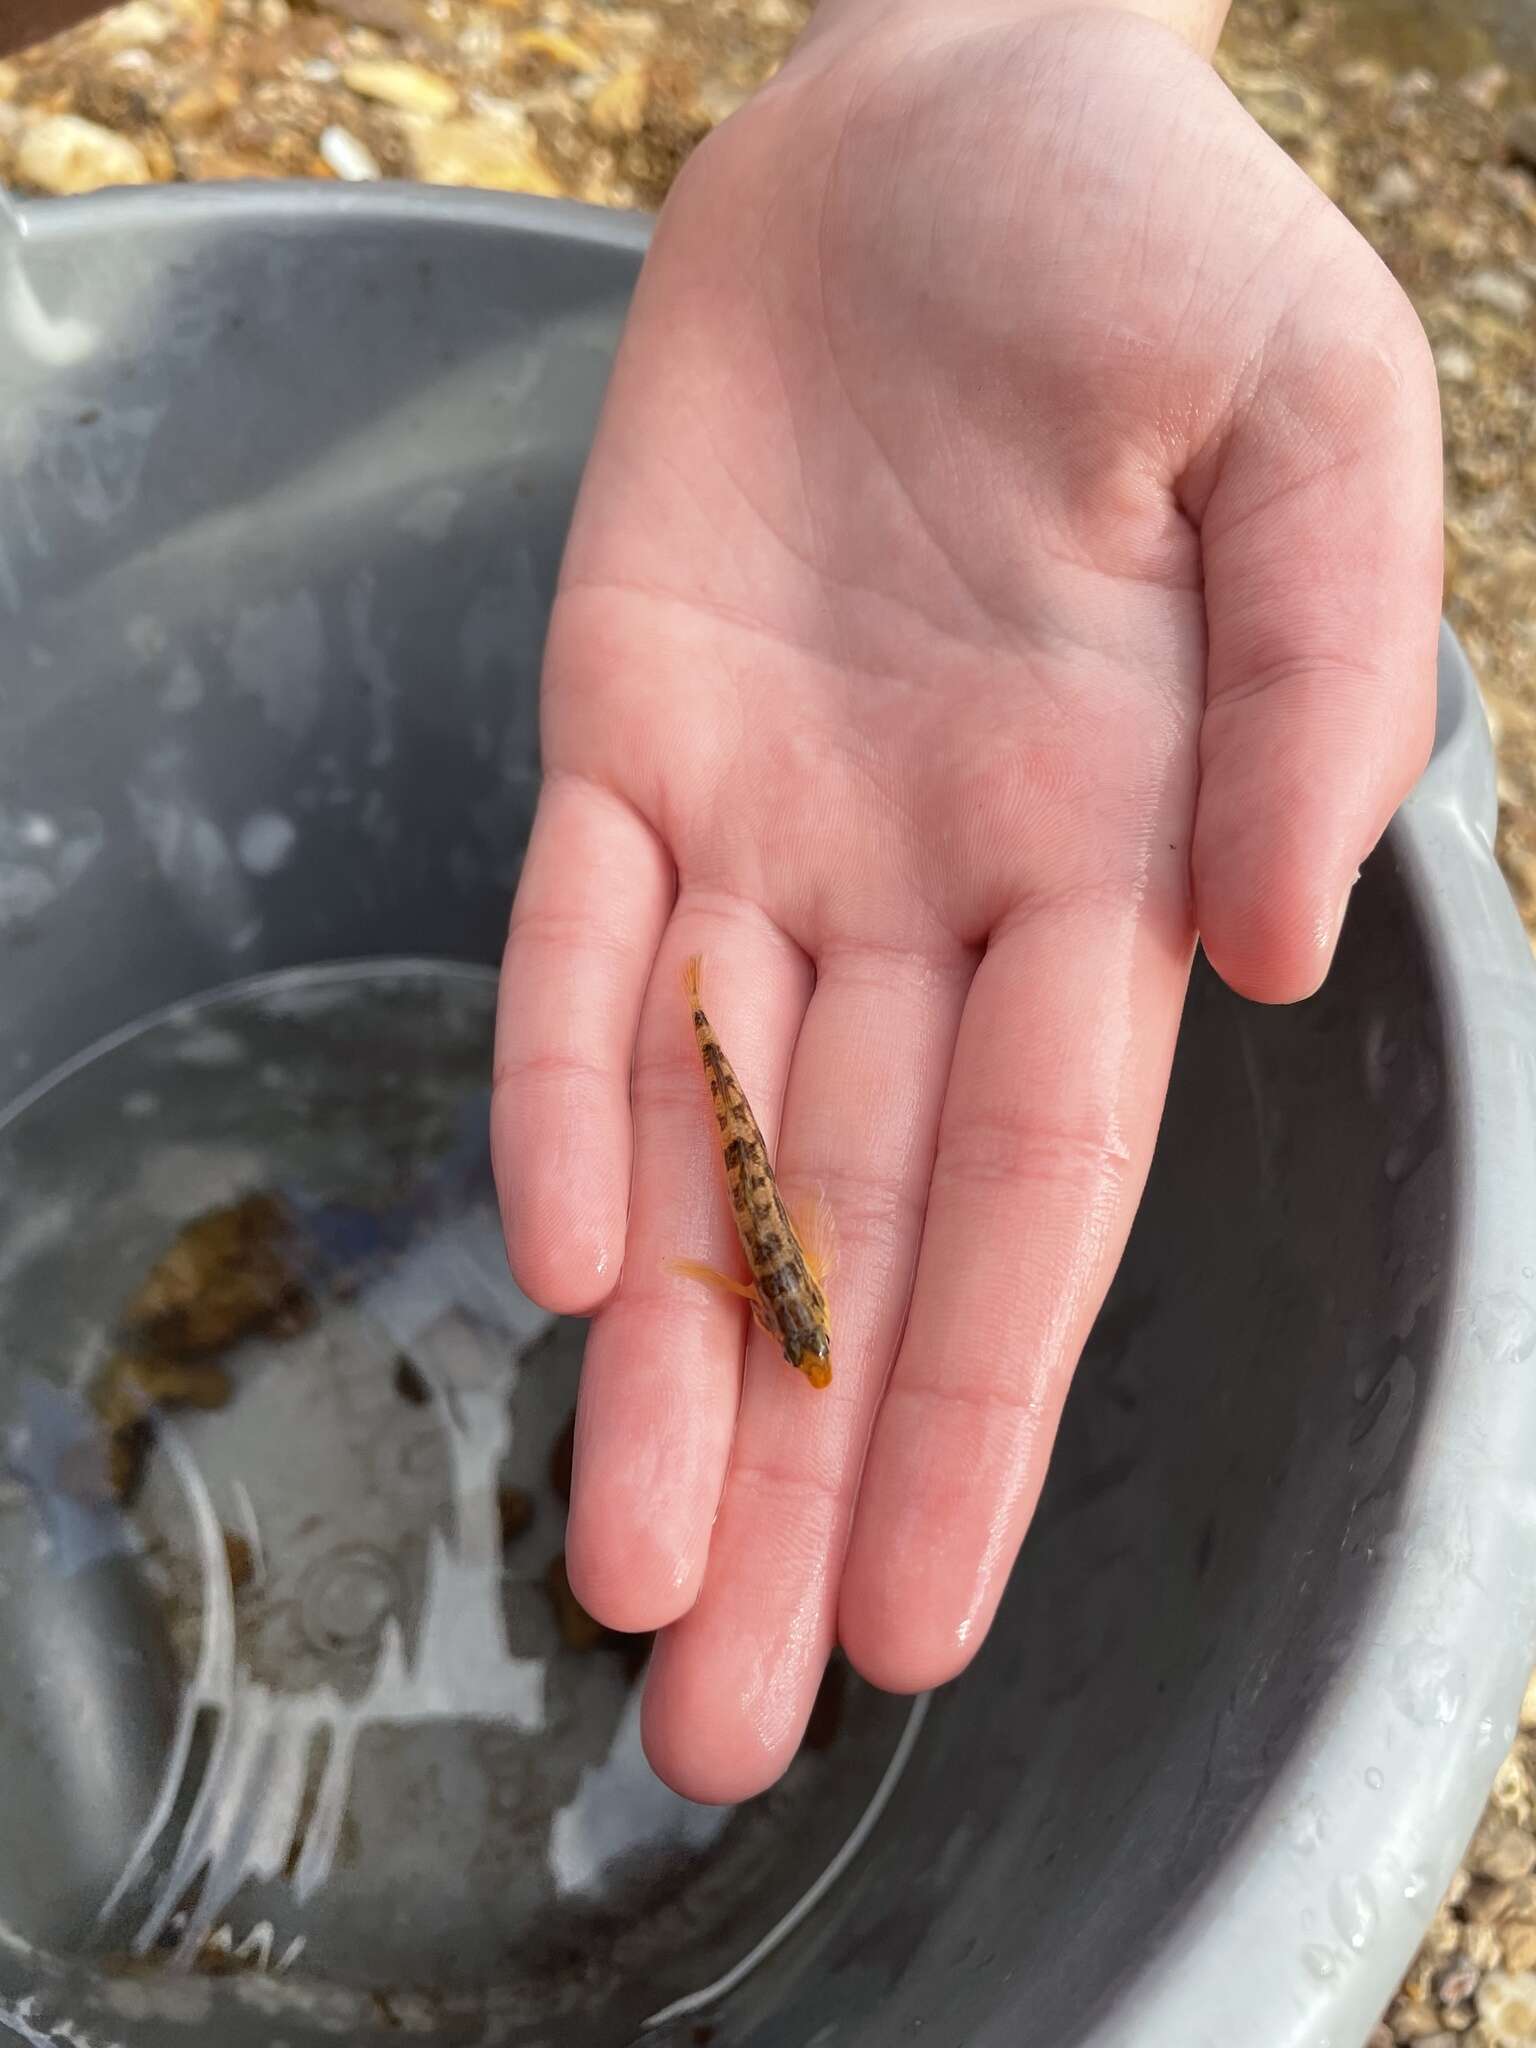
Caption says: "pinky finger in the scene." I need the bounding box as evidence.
[492,774,673,1313]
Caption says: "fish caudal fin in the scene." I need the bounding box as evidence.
[682,954,703,1011]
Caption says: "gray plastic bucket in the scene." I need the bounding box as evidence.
[1,185,1534,2048]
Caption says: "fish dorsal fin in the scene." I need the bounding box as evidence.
[788,1187,836,1291]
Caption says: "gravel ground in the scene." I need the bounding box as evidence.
[3,1,1535,2042]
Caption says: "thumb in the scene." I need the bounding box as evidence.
[1186,272,1443,1005]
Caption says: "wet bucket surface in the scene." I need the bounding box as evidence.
[1,186,1534,2048]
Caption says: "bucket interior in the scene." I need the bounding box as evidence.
[0,197,1451,2047]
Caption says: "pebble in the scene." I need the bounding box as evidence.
[1504,1922,1536,1973]
[1509,108,1536,179]
[0,61,18,101]
[514,26,601,72]
[1436,343,1478,385]
[1464,269,1535,321]
[14,113,153,195]
[404,112,563,195]
[1297,137,1338,199]
[1368,162,1421,211]
[1466,1922,1506,1972]
[602,8,662,42]
[1240,78,1323,144]
[1495,1754,1536,1829]
[588,66,650,138]
[466,88,536,134]
[91,1,175,48]
[1394,1998,1451,2041]
[1440,1956,1483,2007]
[318,124,381,181]
[165,71,238,130]
[1335,56,1391,91]
[1461,65,1510,113]
[343,58,459,119]
[1477,1971,1536,2044]
[1471,1818,1536,1884]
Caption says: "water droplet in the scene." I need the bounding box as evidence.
[1286,1798,1326,1854]
[1403,1869,1428,1902]
[1472,1293,1536,1370]
[1478,1715,1495,1748]
[1391,1639,1465,1727]
[1329,1872,1379,1951]
[1365,1767,1384,1790]
[1303,1944,1338,1980]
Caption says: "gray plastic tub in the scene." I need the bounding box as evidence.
[1,185,1534,2048]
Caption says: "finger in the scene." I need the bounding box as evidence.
[565,901,811,1633]
[1187,274,1443,1003]
[492,775,673,1314]
[839,891,1190,1693]
[642,948,969,1803]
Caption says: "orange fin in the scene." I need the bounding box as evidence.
[789,1188,836,1290]
[665,1256,756,1302]
[682,954,703,1011]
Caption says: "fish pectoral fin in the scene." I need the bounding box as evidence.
[789,1188,837,1290]
[664,1256,758,1303]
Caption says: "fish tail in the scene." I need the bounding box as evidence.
[682,953,704,1012]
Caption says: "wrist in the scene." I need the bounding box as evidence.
[1024,0,1230,56]
[802,0,1230,62]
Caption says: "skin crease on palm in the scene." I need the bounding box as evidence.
[492,0,1444,1805]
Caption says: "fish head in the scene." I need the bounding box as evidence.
[787,1327,832,1390]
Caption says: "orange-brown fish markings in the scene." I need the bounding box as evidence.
[667,955,833,1389]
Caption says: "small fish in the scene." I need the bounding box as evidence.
[667,955,833,1389]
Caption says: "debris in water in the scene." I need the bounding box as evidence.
[121,1192,312,1357]
[498,1485,534,1547]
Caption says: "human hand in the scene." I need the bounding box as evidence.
[493,0,1441,1802]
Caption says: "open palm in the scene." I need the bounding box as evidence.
[493,2,1441,1802]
